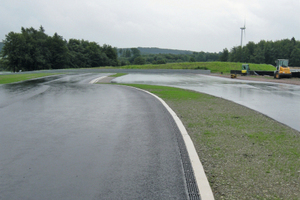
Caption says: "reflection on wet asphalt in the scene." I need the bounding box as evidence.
[115,73,300,131]
[0,73,190,199]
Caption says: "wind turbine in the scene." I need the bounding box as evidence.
[240,22,246,47]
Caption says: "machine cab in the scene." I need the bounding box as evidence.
[274,59,292,79]
[275,59,289,71]
[241,64,250,75]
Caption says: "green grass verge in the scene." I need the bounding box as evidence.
[108,73,127,77]
[0,73,61,84]
[115,62,274,74]
[123,84,300,200]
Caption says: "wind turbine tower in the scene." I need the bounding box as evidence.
[240,23,246,47]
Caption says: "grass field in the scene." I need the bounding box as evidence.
[123,84,300,200]
[115,62,275,74]
[0,73,62,84]
[108,73,127,77]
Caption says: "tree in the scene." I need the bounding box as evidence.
[250,47,265,64]
[290,47,300,66]
[219,48,229,61]
[189,57,196,62]
[1,31,25,72]
[229,46,242,62]
[47,33,68,69]
[102,44,118,66]
[131,48,141,58]
[1,26,120,71]
[133,56,146,65]
[124,49,131,57]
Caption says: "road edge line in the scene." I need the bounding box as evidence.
[132,87,215,200]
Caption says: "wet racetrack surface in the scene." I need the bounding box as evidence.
[1,71,299,199]
[0,73,195,199]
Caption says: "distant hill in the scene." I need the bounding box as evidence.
[118,47,194,55]
[137,47,194,55]
[0,42,4,53]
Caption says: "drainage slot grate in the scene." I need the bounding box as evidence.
[175,126,201,200]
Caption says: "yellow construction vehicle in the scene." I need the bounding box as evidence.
[274,59,292,79]
[241,64,250,76]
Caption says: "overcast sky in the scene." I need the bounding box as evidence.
[1,0,299,52]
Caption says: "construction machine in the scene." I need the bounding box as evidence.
[274,59,292,79]
[241,64,250,76]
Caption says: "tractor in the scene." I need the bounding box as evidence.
[274,59,292,79]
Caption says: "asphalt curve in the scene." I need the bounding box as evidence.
[0,74,197,200]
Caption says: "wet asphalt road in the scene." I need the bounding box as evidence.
[0,73,190,200]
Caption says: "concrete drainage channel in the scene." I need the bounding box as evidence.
[90,76,215,200]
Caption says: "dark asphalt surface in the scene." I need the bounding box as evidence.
[0,73,192,199]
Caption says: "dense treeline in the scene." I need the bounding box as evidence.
[220,37,300,66]
[136,47,194,55]
[2,26,299,71]
[118,48,221,65]
[0,26,118,72]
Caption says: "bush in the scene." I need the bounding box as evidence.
[133,56,146,65]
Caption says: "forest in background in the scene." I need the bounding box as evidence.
[0,26,118,72]
[220,37,300,66]
[1,26,300,71]
[136,47,194,55]
[117,48,220,65]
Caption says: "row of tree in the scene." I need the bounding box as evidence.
[0,26,118,72]
[220,37,300,66]
[118,48,221,65]
[1,26,299,71]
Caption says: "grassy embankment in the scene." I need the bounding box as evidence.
[0,73,61,84]
[122,84,300,200]
[114,62,275,74]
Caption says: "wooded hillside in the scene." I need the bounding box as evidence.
[0,26,118,72]
[220,37,300,66]
[137,47,194,55]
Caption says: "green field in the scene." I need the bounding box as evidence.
[0,73,61,84]
[114,62,275,74]
[108,73,127,77]
[123,84,300,200]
